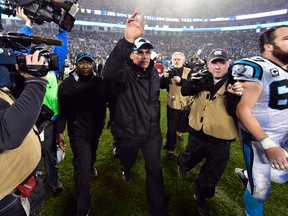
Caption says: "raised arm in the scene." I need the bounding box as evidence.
[103,8,146,81]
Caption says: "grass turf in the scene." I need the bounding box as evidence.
[40,89,287,216]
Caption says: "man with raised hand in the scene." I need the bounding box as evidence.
[103,8,165,216]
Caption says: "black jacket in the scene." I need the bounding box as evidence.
[0,78,47,150]
[103,38,161,139]
[56,71,112,138]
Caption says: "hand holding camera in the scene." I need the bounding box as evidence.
[16,7,32,27]
[189,69,214,92]
[17,50,48,79]
[167,69,175,78]
[1,0,78,32]
[172,76,181,83]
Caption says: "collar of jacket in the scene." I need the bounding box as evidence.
[128,60,155,77]
[72,70,97,81]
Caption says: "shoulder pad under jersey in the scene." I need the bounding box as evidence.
[232,57,267,81]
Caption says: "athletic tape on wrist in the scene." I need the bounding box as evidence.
[259,137,277,150]
[259,137,288,157]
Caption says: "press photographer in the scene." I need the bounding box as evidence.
[177,49,243,216]
[187,68,214,95]
[160,52,193,159]
[0,33,60,215]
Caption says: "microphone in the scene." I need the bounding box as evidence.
[0,32,63,47]
[32,35,63,46]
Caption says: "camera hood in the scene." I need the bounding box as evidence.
[14,0,36,6]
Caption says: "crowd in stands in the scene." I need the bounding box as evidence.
[82,0,287,18]
[73,0,288,30]
[4,22,261,68]
[1,0,280,54]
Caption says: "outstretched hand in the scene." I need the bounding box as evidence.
[125,8,146,43]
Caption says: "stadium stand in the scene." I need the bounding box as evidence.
[1,0,286,64]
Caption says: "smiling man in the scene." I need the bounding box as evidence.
[103,9,165,216]
[130,38,153,69]
[56,51,112,216]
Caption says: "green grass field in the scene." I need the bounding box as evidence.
[40,90,287,216]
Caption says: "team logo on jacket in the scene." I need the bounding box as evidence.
[270,68,279,77]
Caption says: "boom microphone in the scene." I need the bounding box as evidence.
[32,35,63,46]
[0,32,63,48]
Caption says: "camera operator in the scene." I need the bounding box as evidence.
[16,6,69,193]
[186,55,206,73]
[177,49,243,215]
[0,50,47,215]
[160,52,193,159]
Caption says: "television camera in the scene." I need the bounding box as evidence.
[0,32,62,77]
[0,0,78,32]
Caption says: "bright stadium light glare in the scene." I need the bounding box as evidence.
[236,9,287,20]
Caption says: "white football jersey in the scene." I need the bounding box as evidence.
[232,56,288,145]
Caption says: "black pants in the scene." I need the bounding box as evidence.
[0,176,45,216]
[165,106,183,151]
[118,134,165,215]
[41,124,58,186]
[178,133,231,198]
[0,195,25,216]
[69,136,99,212]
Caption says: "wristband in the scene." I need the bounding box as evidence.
[258,137,277,150]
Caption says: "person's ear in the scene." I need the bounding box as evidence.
[130,52,135,60]
[264,43,273,51]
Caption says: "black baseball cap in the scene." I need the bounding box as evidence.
[208,49,229,62]
[77,52,95,62]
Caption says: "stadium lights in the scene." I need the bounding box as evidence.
[2,10,288,33]
[78,8,287,23]
[236,9,287,20]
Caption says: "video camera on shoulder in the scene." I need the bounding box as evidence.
[0,32,61,77]
[0,0,77,32]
